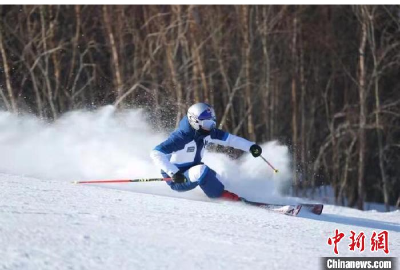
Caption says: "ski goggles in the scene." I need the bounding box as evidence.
[200,118,216,130]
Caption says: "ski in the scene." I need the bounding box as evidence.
[300,203,324,215]
[240,198,302,217]
[239,198,324,216]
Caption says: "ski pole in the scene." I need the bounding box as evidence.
[72,177,171,184]
[259,155,279,174]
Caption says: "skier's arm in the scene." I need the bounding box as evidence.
[209,128,254,152]
[210,129,262,157]
[150,149,180,177]
[150,130,192,177]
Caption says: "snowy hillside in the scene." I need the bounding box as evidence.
[0,107,399,269]
[1,173,399,270]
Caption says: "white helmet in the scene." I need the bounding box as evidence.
[187,103,216,131]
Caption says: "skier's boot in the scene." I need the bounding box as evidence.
[220,190,240,201]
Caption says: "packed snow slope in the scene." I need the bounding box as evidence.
[1,174,399,270]
[1,107,399,270]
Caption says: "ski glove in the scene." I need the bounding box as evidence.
[250,144,262,157]
[172,172,188,184]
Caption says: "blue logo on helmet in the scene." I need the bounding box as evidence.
[198,108,213,120]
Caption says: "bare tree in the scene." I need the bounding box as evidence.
[0,23,17,112]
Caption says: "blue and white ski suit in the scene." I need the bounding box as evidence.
[150,116,254,198]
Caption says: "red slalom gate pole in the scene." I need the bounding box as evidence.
[72,177,171,184]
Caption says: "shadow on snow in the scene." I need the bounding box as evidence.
[300,212,400,232]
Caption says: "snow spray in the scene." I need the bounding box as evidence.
[0,106,292,202]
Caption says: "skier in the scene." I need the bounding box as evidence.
[150,102,262,201]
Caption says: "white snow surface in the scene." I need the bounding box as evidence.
[0,107,399,269]
[1,174,399,270]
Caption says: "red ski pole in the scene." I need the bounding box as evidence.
[73,177,171,184]
[259,155,279,174]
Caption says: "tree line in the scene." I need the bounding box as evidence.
[0,5,399,210]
